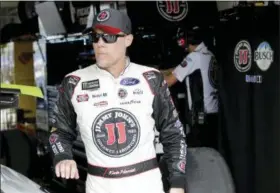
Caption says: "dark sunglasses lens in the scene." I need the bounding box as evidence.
[102,34,118,43]
[90,33,118,44]
[90,33,100,43]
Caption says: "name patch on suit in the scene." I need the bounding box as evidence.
[82,79,100,90]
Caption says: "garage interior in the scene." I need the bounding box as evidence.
[0,1,280,193]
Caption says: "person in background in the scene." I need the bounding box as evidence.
[48,8,187,193]
[161,26,219,150]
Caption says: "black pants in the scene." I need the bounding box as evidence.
[187,113,219,150]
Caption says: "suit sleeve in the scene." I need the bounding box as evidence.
[48,75,80,166]
[143,70,187,189]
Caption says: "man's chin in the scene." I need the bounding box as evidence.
[96,62,109,69]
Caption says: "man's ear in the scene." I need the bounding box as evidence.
[125,34,133,48]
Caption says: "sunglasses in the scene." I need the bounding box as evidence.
[89,32,126,44]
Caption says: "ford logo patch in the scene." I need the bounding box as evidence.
[120,78,140,86]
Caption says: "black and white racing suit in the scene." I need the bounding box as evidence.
[48,60,187,193]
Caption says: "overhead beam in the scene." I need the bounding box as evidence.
[0,1,19,8]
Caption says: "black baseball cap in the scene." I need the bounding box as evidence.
[84,8,132,35]
[186,26,203,45]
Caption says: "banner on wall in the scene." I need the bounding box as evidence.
[217,6,280,193]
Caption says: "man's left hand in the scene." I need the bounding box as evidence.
[169,188,185,193]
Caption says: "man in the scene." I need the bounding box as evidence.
[48,8,187,193]
[161,27,219,149]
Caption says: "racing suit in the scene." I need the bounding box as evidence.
[49,59,187,193]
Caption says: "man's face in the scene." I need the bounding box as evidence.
[185,45,192,53]
[184,36,192,53]
[92,28,133,69]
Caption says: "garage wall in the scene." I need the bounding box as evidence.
[0,2,20,39]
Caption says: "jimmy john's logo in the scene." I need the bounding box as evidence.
[82,79,100,91]
[97,10,110,22]
[234,40,252,72]
[157,1,188,22]
[92,108,140,158]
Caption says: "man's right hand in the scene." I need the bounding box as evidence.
[55,160,79,179]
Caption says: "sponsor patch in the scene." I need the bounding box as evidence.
[254,41,273,71]
[120,100,141,105]
[49,133,59,144]
[82,79,100,91]
[92,108,140,158]
[92,93,107,98]
[180,59,188,67]
[97,10,110,22]
[120,77,140,86]
[77,94,89,102]
[177,160,186,173]
[234,40,252,72]
[68,75,80,85]
[94,101,108,107]
[118,88,127,99]
[56,142,64,153]
[133,89,143,95]
[245,74,262,84]
[143,71,156,80]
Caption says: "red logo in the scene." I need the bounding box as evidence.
[238,49,249,64]
[234,40,252,72]
[97,10,110,22]
[177,161,186,173]
[105,122,126,145]
[49,134,58,144]
[92,108,140,158]
[77,94,89,102]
